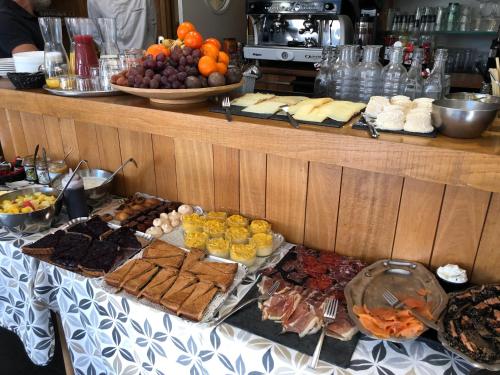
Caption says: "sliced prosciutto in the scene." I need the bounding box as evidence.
[257,246,365,340]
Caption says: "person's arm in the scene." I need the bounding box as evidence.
[12,43,39,54]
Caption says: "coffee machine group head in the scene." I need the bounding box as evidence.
[244,0,354,63]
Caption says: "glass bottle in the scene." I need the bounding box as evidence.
[404,48,424,99]
[96,18,120,58]
[74,18,100,78]
[38,17,69,89]
[314,46,333,97]
[381,46,408,96]
[64,18,78,75]
[423,48,448,100]
[356,45,383,102]
[331,45,359,101]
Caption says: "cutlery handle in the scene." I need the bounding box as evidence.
[287,112,299,128]
[225,108,233,122]
[409,309,440,331]
[215,297,259,327]
[367,123,379,138]
[309,326,326,369]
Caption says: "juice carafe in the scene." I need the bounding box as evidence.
[96,18,120,58]
[38,17,69,88]
[64,17,80,75]
[74,34,99,77]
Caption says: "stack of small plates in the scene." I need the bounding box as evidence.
[0,58,15,77]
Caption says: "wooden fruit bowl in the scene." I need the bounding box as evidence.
[111,81,243,106]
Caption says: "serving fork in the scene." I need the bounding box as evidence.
[309,298,338,369]
[281,105,300,129]
[214,280,280,327]
[222,96,232,122]
[382,289,439,330]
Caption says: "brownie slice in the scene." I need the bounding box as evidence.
[51,233,92,268]
[105,227,142,250]
[79,240,119,272]
[22,230,66,255]
[86,216,112,238]
[67,222,94,238]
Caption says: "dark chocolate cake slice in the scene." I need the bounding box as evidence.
[51,233,92,268]
[105,227,142,250]
[79,240,119,272]
[86,216,112,238]
[22,230,66,255]
[67,222,94,238]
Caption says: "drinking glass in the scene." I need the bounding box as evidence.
[99,57,123,91]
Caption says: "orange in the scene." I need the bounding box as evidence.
[217,51,229,65]
[183,31,203,49]
[198,56,218,77]
[177,22,196,40]
[146,44,171,58]
[201,43,219,60]
[216,62,227,75]
[204,38,222,50]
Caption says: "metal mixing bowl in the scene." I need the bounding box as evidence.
[446,92,500,107]
[0,186,60,233]
[432,99,499,138]
[51,168,114,207]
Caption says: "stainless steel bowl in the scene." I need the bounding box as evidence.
[432,99,499,138]
[446,92,500,107]
[51,169,113,207]
[0,187,59,233]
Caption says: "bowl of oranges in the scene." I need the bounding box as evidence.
[111,21,243,105]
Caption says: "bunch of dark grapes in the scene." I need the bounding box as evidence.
[113,46,207,89]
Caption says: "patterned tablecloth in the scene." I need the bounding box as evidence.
[0,219,473,374]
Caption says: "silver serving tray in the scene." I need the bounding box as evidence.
[43,85,123,97]
[100,246,248,324]
[345,259,448,343]
[437,285,500,371]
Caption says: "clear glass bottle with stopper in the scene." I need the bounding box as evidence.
[423,48,448,100]
[331,45,359,101]
[313,46,333,97]
[356,45,383,102]
[403,48,424,99]
[381,45,408,96]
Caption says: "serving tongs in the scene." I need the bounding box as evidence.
[214,279,280,327]
[280,105,299,129]
[102,157,138,185]
[361,113,379,139]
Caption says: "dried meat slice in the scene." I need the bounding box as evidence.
[281,300,321,337]
[178,281,218,321]
[123,266,159,296]
[143,241,186,258]
[261,287,302,321]
[105,260,137,287]
[139,267,179,303]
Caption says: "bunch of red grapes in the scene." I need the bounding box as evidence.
[112,46,210,89]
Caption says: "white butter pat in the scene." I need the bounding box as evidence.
[437,264,468,283]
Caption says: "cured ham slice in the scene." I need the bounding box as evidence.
[261,287,302,321]
[282,300,321,337]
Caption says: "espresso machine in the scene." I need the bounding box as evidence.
[244,0,354,63]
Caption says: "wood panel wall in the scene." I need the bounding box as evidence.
[1,107,499,284]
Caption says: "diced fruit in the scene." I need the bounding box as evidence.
[198,56,218,77]
[208,72,226,87]
[177,22,196,40]
[183,31,203,49]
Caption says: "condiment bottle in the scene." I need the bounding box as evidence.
[62,170,88,219]
[23,155,37,182]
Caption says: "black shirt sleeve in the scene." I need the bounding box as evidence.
[0,12,42,57]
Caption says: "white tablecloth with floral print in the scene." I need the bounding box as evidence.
[0,224,473,375]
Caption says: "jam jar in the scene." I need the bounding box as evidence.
[48,159,69,180]
[23,156,37,182]
[36,159,51,185]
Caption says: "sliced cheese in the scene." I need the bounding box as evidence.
[317,101,366,122]
[293,108,328,123]
[242,100,287,115]
[271,96,308,106]
[288,98,332,115]
[231,93,275,107]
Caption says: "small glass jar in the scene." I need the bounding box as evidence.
[36,160,51,185]
[48,159,69,180]
[23,156,37,182]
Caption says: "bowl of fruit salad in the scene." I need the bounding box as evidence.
[111,22,243,106]
[0,187,60,233]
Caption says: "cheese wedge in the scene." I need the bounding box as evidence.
[242,100,287,115]
[288,98,332,115]
[231,93,275,107]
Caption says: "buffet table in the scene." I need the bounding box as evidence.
[0,223,473,374]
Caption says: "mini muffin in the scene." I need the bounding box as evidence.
[206,237,230,258]
[182,213,205,233]
[184,231,209,250]
[203,219,226,238]
[250,219,271,234]
[225,226,249,244]
[207,211,227,221]
[226,214,248,227]
[251,233,273,257]
[230,243,257,267]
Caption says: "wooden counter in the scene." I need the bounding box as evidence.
[1,80,499,283]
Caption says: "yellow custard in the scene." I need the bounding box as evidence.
[230,243,257,267]
[203,219,226,238]
[225,226,249,244]
[251,233,273,257]
[250,219,271,234]
[206,237,230,258]
[226,214,248,227]
[182,213,206,233]
[184,231,209,250]
[207,211,227,221]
